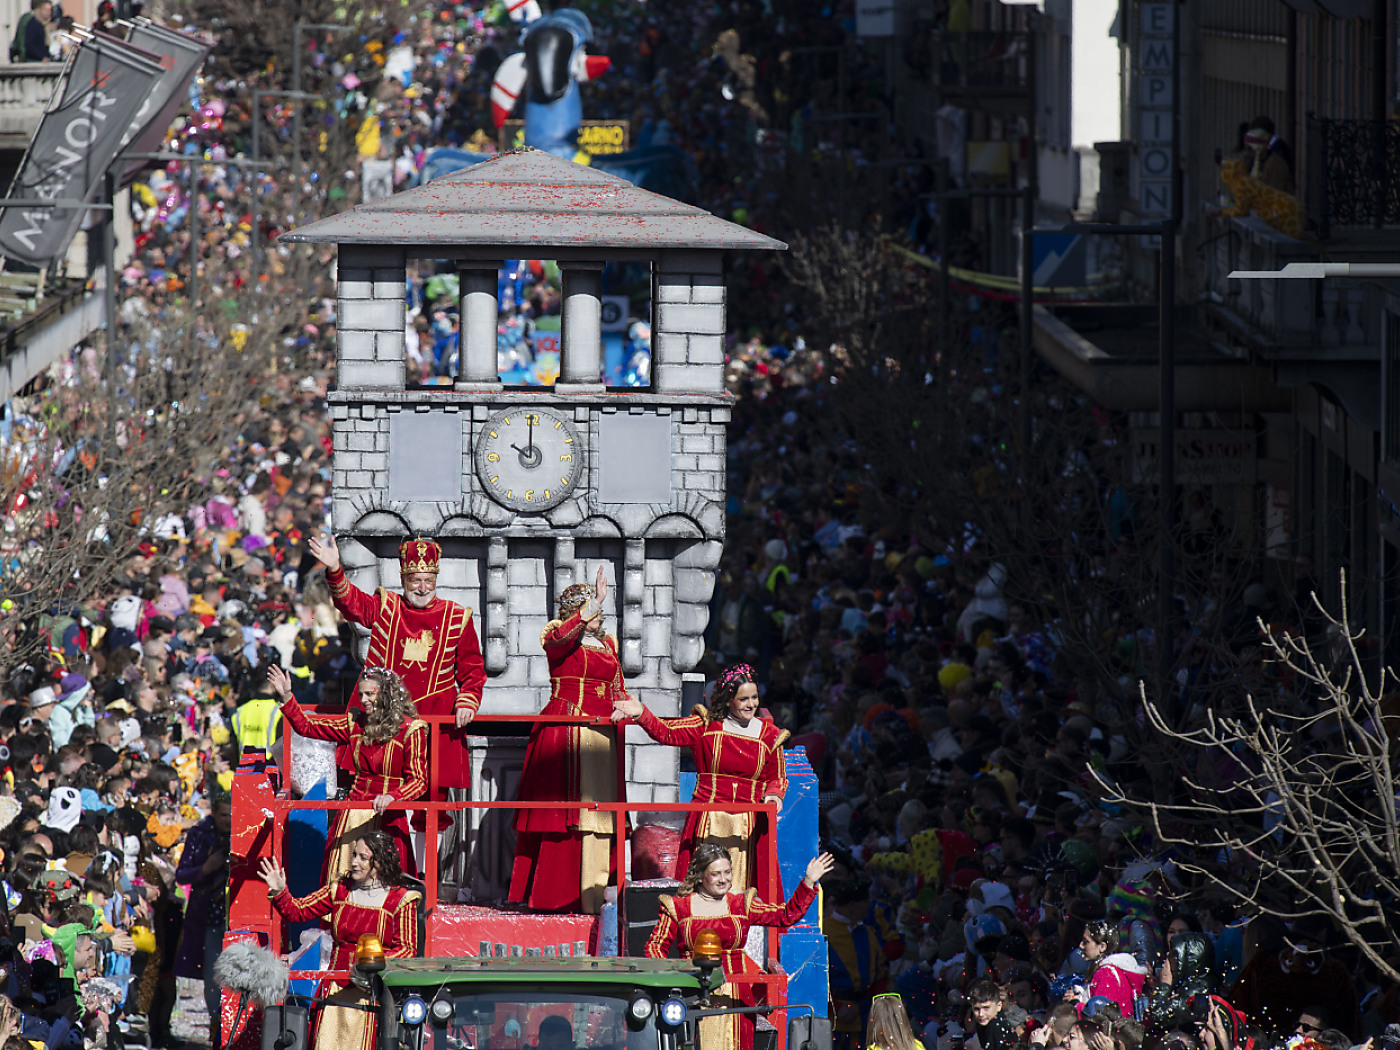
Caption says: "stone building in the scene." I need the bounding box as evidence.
[282,148,784,895]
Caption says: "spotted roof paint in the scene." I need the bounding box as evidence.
[280,148,786,252]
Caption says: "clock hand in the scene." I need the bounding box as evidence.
[527,415,536,455]
[511,438,541,468]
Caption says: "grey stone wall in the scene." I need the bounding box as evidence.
[336,246,407,389]
[652,250,726,394]
[327,242,738,856]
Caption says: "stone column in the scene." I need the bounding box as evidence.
[456,264,502,389]
[559,261,605,390]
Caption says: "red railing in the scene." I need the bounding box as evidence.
[239,710,801,1050]
[262,710,787,965]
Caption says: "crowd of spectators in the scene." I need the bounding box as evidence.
[709,341,1392,1050]
[0,2,1382,1050]
[0,2,891,1046]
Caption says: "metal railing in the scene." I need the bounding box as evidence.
[235,711,800,1045]
[250,710,794,958]
[1305,116,1400,239]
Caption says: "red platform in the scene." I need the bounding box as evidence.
[428,905,599,959]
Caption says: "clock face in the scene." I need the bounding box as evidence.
[474,409,584,512]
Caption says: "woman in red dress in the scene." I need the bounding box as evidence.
[612,663,787,894]
[268,663,427,880]
[259,829,420,1050]
[509,570,629,914]
[645,844,834,1050]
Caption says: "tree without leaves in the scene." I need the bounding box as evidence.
[0,0,435,681]
[0,247,319,681]
[1092,573,1400,982]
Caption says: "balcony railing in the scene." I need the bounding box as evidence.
[1203,214,1382,352]
[937,31,1031,96]
[1306,116,1400,239]
[0,63,62,144]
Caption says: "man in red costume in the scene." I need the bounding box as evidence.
[308,533,486,795]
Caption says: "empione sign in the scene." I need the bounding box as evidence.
[1136,3,1175,244]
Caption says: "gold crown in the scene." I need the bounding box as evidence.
[398,537,441,575]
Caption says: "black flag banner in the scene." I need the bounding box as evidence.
[118,21,210,188]
[0,32,164,267]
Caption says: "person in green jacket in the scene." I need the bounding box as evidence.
[1147,932,1217,1034]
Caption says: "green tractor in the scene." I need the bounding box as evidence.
[351,951,826,1050]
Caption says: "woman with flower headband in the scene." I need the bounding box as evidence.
[509,569,629,914]
[267,663,427,881]
[612,663,788,894]
[645,843,834,1050]
[259,828,419,1050]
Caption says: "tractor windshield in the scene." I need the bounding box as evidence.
[404,990,666,1050]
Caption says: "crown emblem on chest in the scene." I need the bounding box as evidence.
[401,630,435,666]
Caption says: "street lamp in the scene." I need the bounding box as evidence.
[1229,262,1400,279]
[249,89,321,271]
[293,23,351,176]
[122,151,272,339]
[1029,219,1179,706]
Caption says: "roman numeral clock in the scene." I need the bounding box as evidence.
[281,148,785,895]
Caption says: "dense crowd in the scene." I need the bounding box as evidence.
[711,345,1387,1050]
[0,2,1383,1050]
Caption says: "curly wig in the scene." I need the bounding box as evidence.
[343,828,404,887]
[706,663,757,723]
[557,584,594,620]
[680,842,733,896]
[357,666,418,744]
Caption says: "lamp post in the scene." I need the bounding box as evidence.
[249,89,321,272]
[1039,220,1176,706]
[122,152,271,346]
[925,185,1035,449]
[292,23,350,176]
[1228,263,1400,279]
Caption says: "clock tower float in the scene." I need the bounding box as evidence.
[279,148,786,901]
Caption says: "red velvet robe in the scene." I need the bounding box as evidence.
[645,881,818,1050]
[508,610,629,913]
[326,565,485,790]
[633,704,788,896]
[279,698,428,877]
[272,882,419,1050]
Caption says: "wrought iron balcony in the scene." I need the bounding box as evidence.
[1305,116,1400,239]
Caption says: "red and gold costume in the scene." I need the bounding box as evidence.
[645,881,818,1050]
[633,704,788,895]
[508,609,629,914]
[271,881,419,1050]
[279,697,428,880]
[326,538,486,790]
